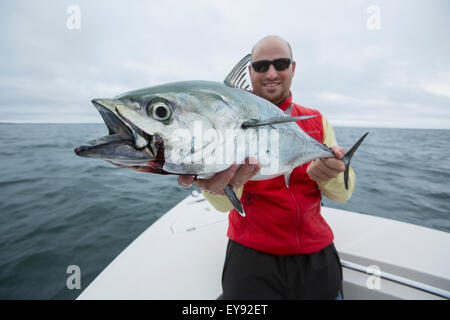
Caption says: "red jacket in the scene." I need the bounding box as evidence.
[227,94,334,255]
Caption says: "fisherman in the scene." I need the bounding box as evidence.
[177,35,355,300]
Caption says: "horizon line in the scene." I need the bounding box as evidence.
[0,121,449,130]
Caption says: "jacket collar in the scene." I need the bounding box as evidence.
[277,92,293,111]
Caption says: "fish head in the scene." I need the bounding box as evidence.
[74,97,166,173]
[74,82,240,174]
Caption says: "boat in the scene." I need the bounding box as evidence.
[77,191,450,300]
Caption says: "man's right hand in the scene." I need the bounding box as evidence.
[177,158,261,195]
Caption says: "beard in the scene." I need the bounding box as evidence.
[255,85,289,106]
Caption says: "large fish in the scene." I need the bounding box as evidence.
[75,54,368,215]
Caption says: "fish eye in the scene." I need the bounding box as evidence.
[148,101,172,121]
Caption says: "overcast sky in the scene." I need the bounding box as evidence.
[0,0,449,128]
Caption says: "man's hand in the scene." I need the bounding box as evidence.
[307,146,346,183]
[177,158,261,195]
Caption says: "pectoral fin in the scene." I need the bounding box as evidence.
[224,184,245,217]
[241,115,317,128]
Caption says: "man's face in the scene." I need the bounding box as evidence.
[249,40,296,106]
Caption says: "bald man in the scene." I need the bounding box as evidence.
[178,36,354,300]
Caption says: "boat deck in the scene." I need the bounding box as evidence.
[78,192,450,300]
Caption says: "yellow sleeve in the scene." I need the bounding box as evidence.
[317,115,355,203]
[201,185,244,212]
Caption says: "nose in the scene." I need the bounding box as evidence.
[265,64,278,79]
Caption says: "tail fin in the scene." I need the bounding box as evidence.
[342,132,369,189]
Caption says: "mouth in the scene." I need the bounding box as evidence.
[74,99,163,168]
[263,82,281,89]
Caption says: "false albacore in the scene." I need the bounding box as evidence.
[74,54,368,215]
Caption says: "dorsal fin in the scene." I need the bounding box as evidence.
[224,54,252,92]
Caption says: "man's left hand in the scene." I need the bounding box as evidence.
[306,146,346,183]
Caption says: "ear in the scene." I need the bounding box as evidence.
[291,61,296,76]
[248,64,256,83]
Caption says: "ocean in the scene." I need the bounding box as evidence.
[0,123,449,299]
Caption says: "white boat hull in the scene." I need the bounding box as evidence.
[78,193,450,300]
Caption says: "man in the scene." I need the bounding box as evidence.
[178,35,355,299]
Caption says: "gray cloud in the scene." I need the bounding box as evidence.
[0,0,449,128]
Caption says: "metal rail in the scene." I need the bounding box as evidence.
[340,259,450,299]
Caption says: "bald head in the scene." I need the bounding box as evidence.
[251,35,293,61]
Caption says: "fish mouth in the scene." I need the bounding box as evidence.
[74,99,164,170]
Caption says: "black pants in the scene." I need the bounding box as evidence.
[221,240,343,300]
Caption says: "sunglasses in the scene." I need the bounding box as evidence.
[251,58,292,73]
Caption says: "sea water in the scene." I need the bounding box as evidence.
[0,124,449,299]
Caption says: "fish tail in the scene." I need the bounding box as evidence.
[342,132,369,189]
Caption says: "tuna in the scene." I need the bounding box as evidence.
[75,54,368,215]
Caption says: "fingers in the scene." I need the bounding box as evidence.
[330,146,345,159]
[196,163,238,195]
[177,164,238,191]
[312,145,346,181]
[307,157,345,183]
[176,157,261,195]
[307,159,334,182]
[321,158,345,172]
[229,158,261,191]
[178,175,195,188]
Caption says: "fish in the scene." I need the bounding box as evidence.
[74,54,368,216]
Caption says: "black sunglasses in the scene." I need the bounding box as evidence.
[251,58,292,73]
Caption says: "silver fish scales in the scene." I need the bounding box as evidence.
[75,55,368,215]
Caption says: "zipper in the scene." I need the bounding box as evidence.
[285,178,301,252]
